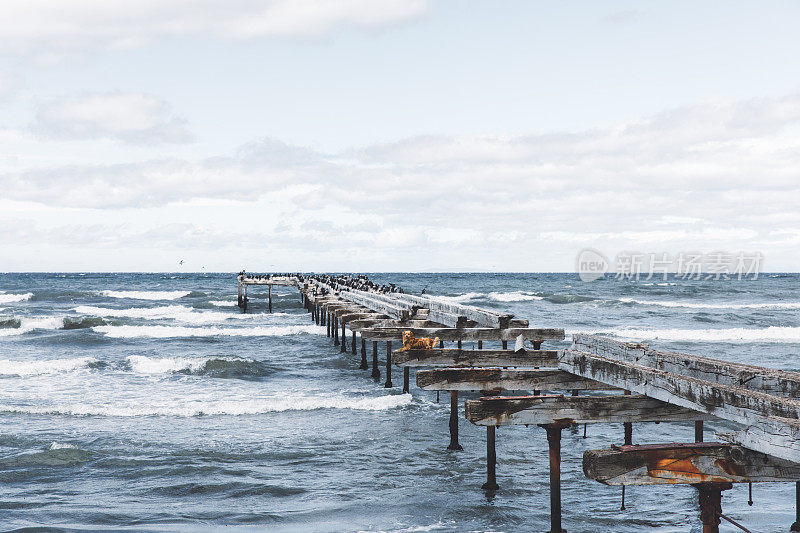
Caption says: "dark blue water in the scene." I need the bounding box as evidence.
[1,272,799,532]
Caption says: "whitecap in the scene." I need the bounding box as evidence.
[0,393,412,417]
[93,324,325,338]
[618,298,800,310]
[0,356,98,375]
[603,326,800,343]
[0,317,64,337]
[100,290,191,300]
[0,293,33,304]
[209,300,237,307]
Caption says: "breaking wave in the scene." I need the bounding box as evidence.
[435,291,544,303]
[0,317,63,337]
[125,355,276,379]
[618,298,800,310]
[0,292,33,304]
[606,326,800,343]
[209,300,237,307]
[0,393,412,417]
[0,357,101,376]
[93,324,325,338]
[100,290,192,300]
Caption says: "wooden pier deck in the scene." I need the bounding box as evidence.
[240,272,800,532]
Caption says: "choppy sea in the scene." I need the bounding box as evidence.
[1,272,798,532]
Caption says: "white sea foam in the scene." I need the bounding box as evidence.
[209,300,237,307]
[100,290,191,300]
[74,304,294,324]
[75,304,233,324]
[93,324,325,338]
[0,317,63,337]
[48,442,77,450]
[0,357,98,376]
[487,291,544,302]
[434,291,543,303]
[0,292,33,304]
[605,326,800,343]
[0,393,412,417]
[618,298,800,310]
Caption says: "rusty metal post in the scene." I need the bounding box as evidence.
[445,390,463,451]
[384,341,393,388]
[352,331,357,355]
[791,482,800,531]
[359,338,368,370]
[693,482,732,533]
[333,315,339,345]
[502,340,508,349]
[268,284,272,313]
[340,319,347,352]
[403,367,410,393]
[325,310,330,336]
[481,425,499,490]
[478,340,482,349]
[539,421,570,533]
[695,420,704,443]
[624,390,632,445]
[371,341,380,379]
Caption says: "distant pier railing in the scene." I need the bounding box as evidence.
[239,271,800,533]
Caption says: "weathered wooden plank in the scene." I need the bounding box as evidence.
[417,368,615,391]
[572,333,800,397]
[361,327,565,342]
[583,443,800,485]
[339,312,387,322]
[394,348,558,367]
[348,319,437,331]
[397,293,513,328]
[465,394,711,426]
[426,309,468,329]
[338,291,410,321]
[560,348,800,462]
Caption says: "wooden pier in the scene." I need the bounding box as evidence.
[242,272,800,532]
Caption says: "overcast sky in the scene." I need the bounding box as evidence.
[2,0,800,272]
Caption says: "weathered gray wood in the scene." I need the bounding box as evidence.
[560,348,800,463]
[572,333,800,397]
[339,312,387,322]
[426,309,468,329]
[465,394,711,426]
[584,443,800,485]
[417,368,616,391]
[361,327,565,342]
[348,319,438,332]
[397,293,513,328]
[393,348,559,367]
[338,291,410,321]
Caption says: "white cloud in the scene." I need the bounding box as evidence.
[0,0,428,58]
[3,92,800,270]
[35,92,191,144]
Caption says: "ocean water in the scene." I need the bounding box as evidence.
[1,272,799,532]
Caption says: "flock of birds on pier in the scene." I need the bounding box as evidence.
[238,271,407,295]
[306,274,406,294]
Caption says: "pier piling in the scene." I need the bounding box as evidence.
[481,426,498,490]
[540,420,571,533]
[360,338,368,370]
[371,341,380,379]
[448,391,463,451]
[384,341,393,388]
